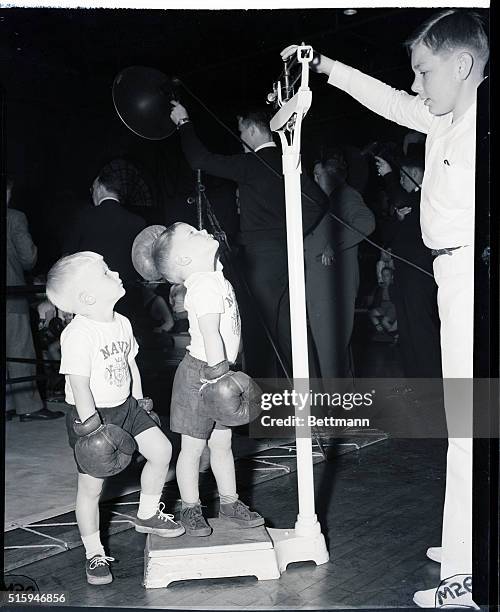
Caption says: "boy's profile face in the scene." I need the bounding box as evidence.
[76,258,125,308]
[410,43,461,116]
[171,223,219,266]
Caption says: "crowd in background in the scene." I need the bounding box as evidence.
[5,122,443,420]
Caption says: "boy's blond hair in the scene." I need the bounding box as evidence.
[46,251,102,313]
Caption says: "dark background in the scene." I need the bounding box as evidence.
[0,6,486,272]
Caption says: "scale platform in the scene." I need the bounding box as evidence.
[143,518,281,588]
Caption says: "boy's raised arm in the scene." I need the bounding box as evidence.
[281,44,433,135]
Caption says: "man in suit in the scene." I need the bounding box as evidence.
[169,102,326,378]
[63,171,158,327]
[6,178,64,421]
[306,151,375,379]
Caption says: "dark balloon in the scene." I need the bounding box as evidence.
[112,66,177,140]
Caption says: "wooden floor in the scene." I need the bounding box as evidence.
[4,332,449,609]
[11,437,446,609]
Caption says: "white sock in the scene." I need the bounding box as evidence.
[137,493,161,519]
[81,531,105,560]
[220,493,239,505]
[181,499,201,510]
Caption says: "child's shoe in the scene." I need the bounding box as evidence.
[179,504,212,537]
[219,500,265,528]
[85,555,114,585]
[135,502,185,537]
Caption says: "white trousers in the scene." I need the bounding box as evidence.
[433,246,474,580]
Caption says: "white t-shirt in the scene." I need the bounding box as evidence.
[328,61,476,250]
[59,312,139,407]
[183,265,241,364]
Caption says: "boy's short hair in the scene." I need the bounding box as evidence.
[46,251,102,313]
[152,222,184,284]
[405,9,489,64]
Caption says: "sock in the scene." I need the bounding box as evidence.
[181,499,201,510]
[219,493,239,505]
[137,492,161,519]
[81,531,105,560]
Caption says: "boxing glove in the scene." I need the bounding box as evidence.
[73,411,137,478]
[199,360,262,426]
[137,397,161,428]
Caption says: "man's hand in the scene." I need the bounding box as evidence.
[396,206,412,221]
[170,100,190,126]
[374,156,392,177]
[280,44,334,75]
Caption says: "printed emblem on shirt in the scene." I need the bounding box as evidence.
[104,354,129,387]
[100,340,131,387]
[224,280,241,337]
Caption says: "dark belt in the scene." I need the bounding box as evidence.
[431,246,464,258]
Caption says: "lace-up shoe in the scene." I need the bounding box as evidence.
[135,502,185,537]
[219,500,265,528]
[179,504,212,536]
[85,555,114,585]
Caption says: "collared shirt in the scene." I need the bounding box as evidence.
[328,61,476,249]
[95,196,120,207]
[254,141,277,153]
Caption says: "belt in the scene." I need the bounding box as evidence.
[431,246,464,258]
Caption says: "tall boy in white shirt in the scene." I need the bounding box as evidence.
[283,9,488,608]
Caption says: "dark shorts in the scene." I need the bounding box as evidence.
[170,352,228,440]
[66,396,157,474]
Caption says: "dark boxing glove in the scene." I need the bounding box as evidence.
[199,360,262,427]
[137,397,161,428]
[73,411,137,478]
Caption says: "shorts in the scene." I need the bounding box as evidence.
[170,352,228,440]
[66,396,157,474]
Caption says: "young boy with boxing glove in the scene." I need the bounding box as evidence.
[132,223,264,537]
[46,251,184,586]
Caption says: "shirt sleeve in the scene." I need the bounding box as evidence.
[12,211,38,270]
[188,275,225,318]
[328,61,434,135]
[59,327,93,377]
[180,123,250,183]
[337,189,376,250]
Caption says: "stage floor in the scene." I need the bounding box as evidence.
[7,437,446,609]
[4,336,449,608]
